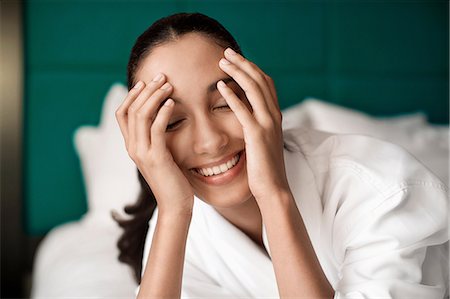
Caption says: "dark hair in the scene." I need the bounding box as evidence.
[113,12,243,284]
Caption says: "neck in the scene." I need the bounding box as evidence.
[214,196,264,249]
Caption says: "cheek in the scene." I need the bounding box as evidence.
[225,114,245,139]
[165,134,188,165]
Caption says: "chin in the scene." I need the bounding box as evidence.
[194,182,253,209]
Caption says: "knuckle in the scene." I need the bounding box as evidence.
[127,88,137,96]
[150,89,165,101]
[156,88,167,95]
[249,61,260,72]
[237,54,246,63]
[256,72,266,83]
[115,108,123,118]
[135,110,146,120]
[128,104,138,114]
[143,84,154,92]
[247,79,259,89]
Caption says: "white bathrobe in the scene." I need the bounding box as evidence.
[140,128,449,298]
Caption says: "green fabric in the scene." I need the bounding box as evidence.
[24,0,449,235]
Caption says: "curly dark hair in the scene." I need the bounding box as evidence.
[112,12,243,284]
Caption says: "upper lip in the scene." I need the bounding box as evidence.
[191,150,242,170]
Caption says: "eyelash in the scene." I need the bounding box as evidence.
[165,104,231,132]
[166,120,183,131]
[214,104,231,111]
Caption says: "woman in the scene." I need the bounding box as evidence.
[114,13,448,298]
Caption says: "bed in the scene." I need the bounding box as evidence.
[30,83,448,298]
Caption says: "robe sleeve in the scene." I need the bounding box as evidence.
[138,208,235,298]
[179,260,235,298]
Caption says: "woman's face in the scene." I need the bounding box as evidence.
[135,33,253,208]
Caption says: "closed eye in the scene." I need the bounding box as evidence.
[214,104,231,111]
[166,119,184,131]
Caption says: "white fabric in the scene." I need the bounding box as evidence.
[32,82,449,298]
[74,83,138,225]
[282,98,449,184]
[141,128,449,298]
[31,220,137,298]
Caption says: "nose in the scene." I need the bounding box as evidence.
[193,117,228,156]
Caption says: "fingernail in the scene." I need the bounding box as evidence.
[226,48,237,55]
[217,80,226,88]
[134,81,143,89]
[164,98,174,107]
[161,82,171,90]
[220,58,231,65]
[153,73,164,82]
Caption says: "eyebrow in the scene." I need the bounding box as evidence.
[171,77,236,104]
[207,77,235,93]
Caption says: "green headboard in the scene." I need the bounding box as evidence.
[24,0,449,235]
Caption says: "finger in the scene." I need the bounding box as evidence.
[135,82,173,150]
[115,80,145,144]
[128,74,166,150]
[223,48,279,116]
[217,80,258,131]
[129,73,165,113]
[264,74,280,111]
[263,74,282,123]
[151,98,175,151]
[219,58,270,120]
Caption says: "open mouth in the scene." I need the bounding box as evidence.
[192,151,243,177]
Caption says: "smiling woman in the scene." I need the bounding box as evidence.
[113,13,448,299]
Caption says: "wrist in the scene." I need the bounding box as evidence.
[156,194,194,219]
[158,205,193,223]
[156,211,192,234]
[257,188,296,216]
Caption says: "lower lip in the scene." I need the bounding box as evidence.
[191,150,246,186]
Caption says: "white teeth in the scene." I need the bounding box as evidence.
[213,166,220,175]
[196,153,240,177]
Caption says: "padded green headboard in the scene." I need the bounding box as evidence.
[24,0,449,235]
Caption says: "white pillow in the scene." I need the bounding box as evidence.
[282,98,449,184]
[74,83,140,225]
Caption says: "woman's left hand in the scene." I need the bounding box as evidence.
[217,48,291,204]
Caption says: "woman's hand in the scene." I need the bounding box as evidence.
[217,48,291,204]
[116,74,194,216]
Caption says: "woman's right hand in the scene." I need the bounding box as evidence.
[115,74,194,216]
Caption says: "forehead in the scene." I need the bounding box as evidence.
[136,33,226,89]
